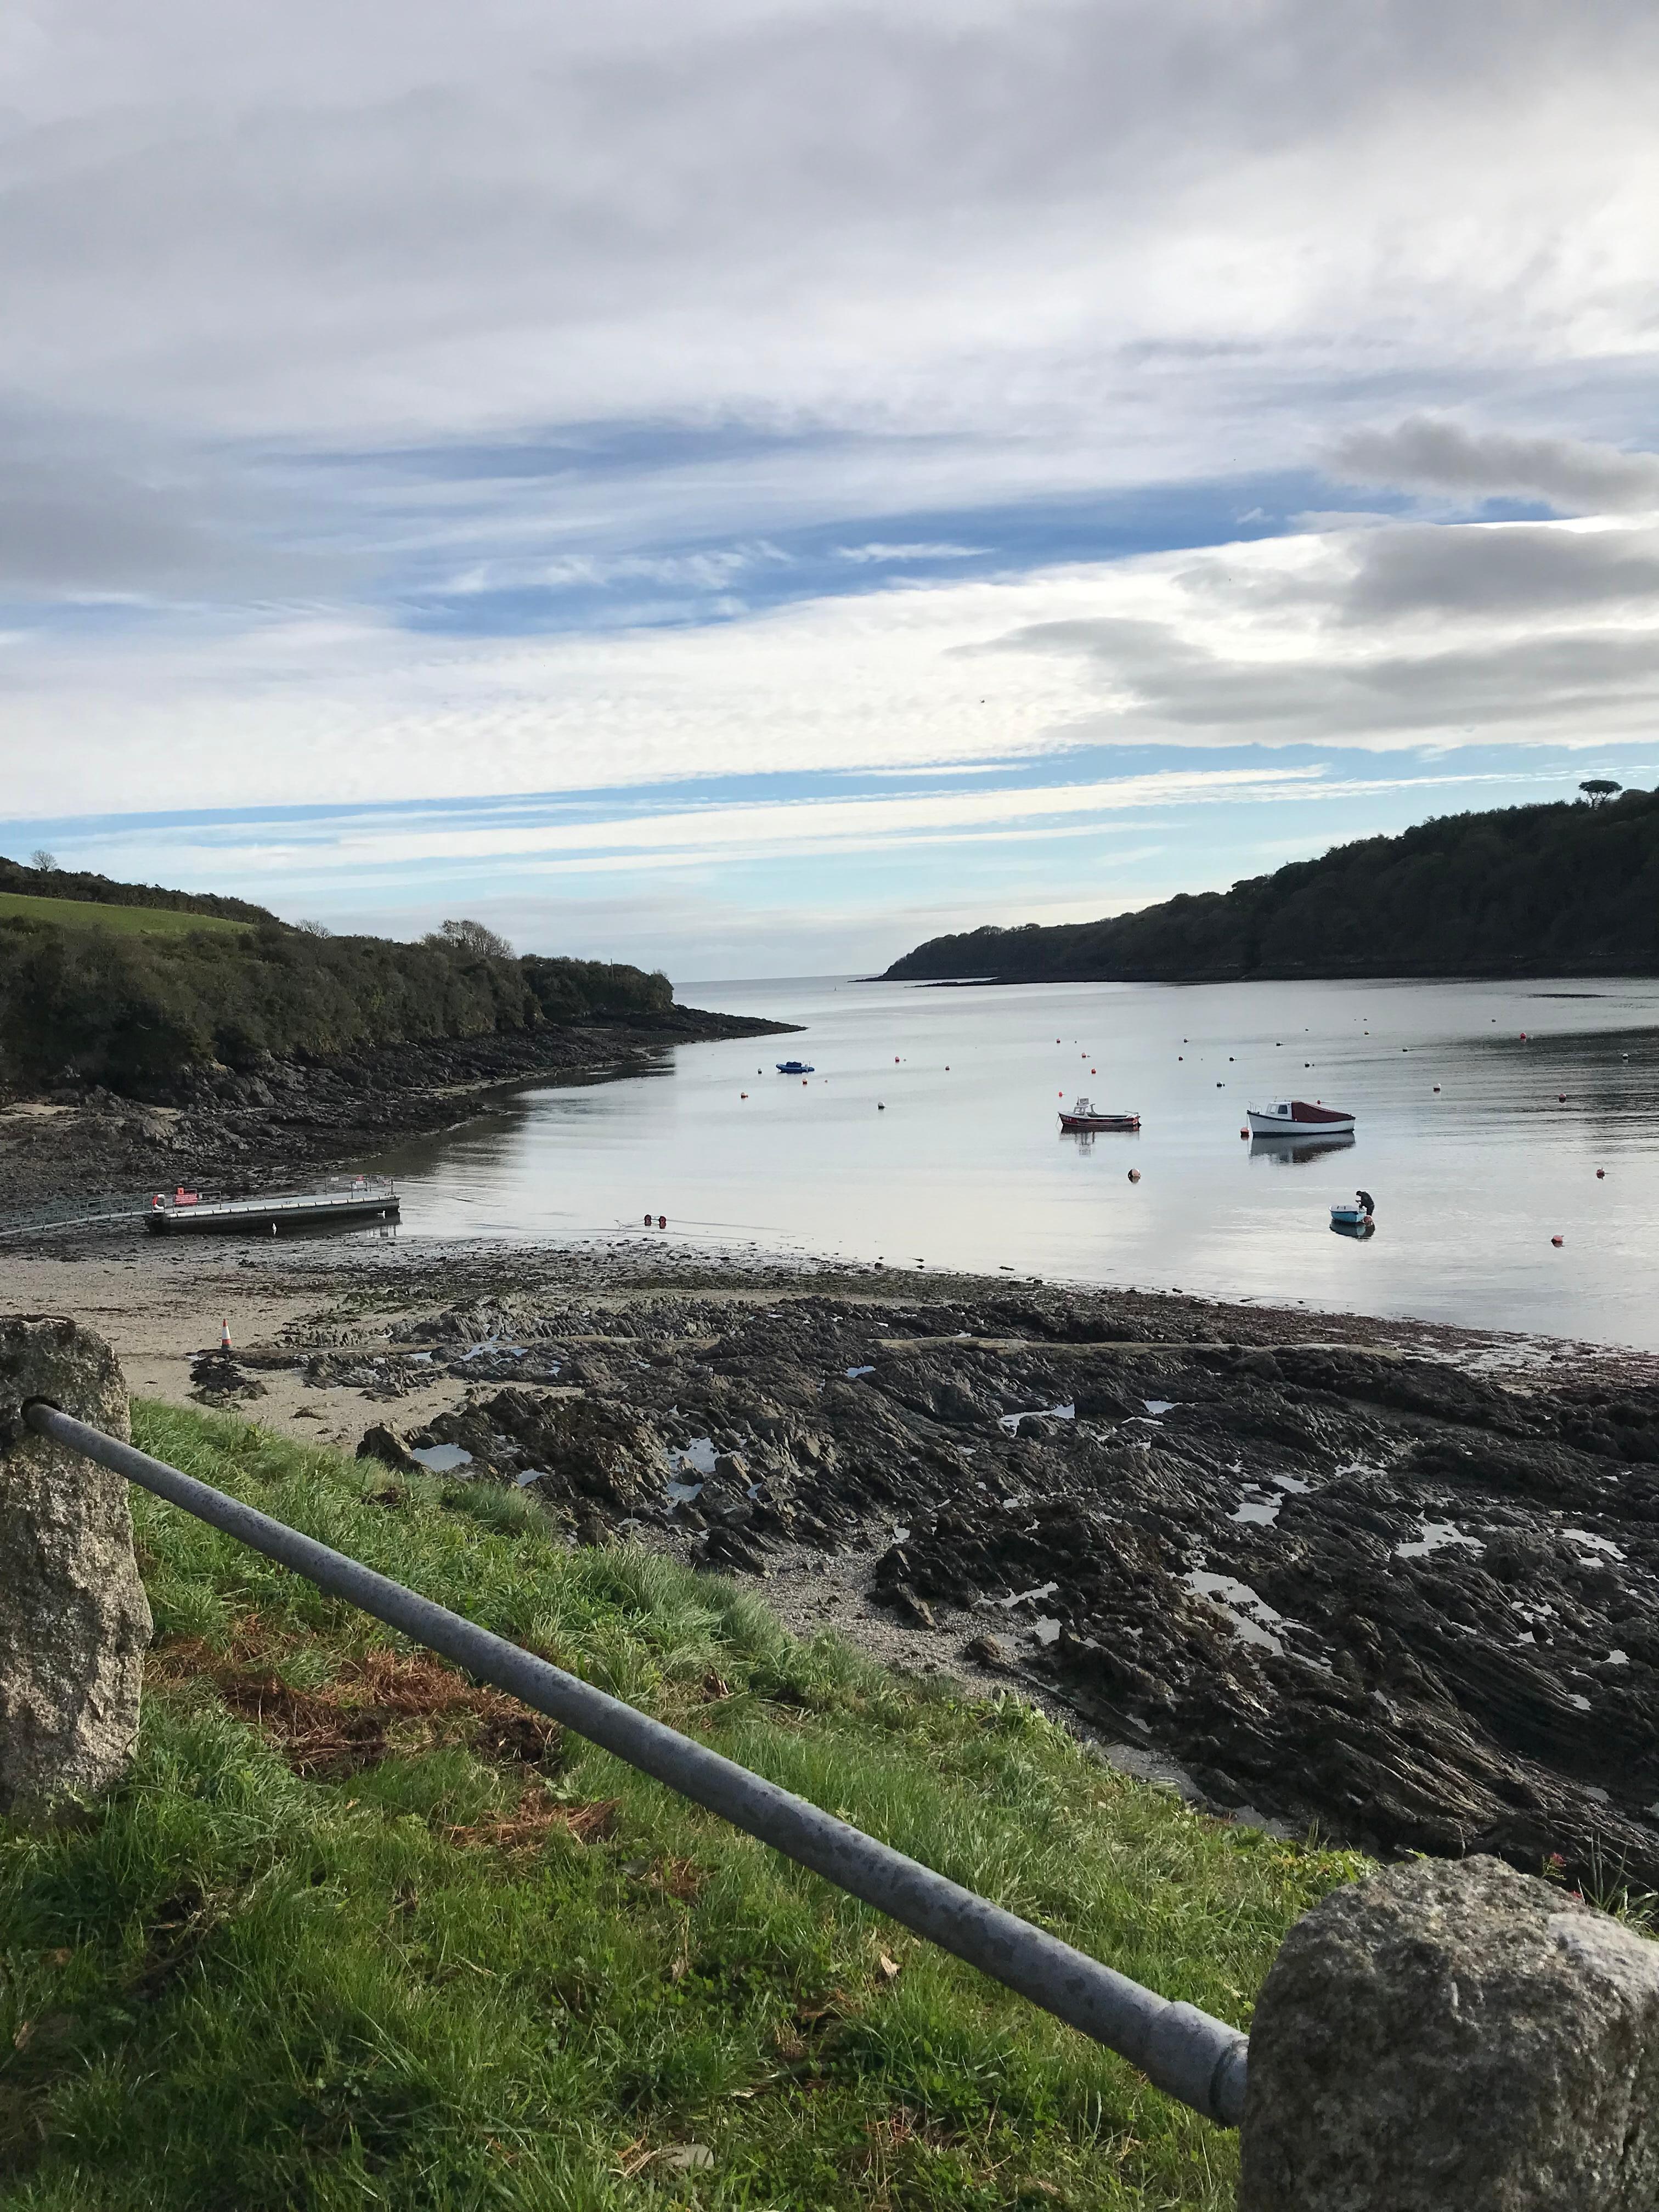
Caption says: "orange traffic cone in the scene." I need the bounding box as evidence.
[220,1317,232,1351]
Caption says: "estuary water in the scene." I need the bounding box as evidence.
[374,972,1659,1350]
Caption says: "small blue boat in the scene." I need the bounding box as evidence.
[1330,1188,1375,1233]
[777,1060,816,1074]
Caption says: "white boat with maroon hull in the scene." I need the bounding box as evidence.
[1246,1098,1356,1137]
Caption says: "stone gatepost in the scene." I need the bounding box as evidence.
[0,1316,151,1815]
[1239,1853,1659,2209]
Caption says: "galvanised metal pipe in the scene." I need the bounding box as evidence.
[24,1400,1249,2125]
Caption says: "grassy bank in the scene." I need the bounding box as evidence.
[0,1407,1363,2210]
[0,893,247,939]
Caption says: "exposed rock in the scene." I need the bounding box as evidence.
[1240,1855,1659,2210]
[356,1423,419,1474]
[308,1284,1659,1890]
[890,1585,937,1631]
[479,1389,663,1514]
[0,1316,153,1816]
[188,1350,266,1403]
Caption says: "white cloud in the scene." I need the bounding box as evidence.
[4,506,1659,826]
[835,543,984,563]
[117,768,1327,880]
[0,2,1657,589]
[2,0,1658,978]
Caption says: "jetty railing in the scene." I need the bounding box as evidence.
[21,1398,1251,2126]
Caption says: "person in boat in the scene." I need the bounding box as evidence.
[1356,1189,1375,1218]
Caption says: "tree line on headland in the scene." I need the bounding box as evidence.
[0,856,672,1095]
[883,788,1659,986]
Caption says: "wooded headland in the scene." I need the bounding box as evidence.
[884,790,1659,985]
[0,855,699,1098]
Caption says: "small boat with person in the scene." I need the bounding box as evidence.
[1330,1188,1376,1232]
[1059,1096,1141,1133]
[1246,1098,1356,1137]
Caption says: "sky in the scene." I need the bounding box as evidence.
[2,0,1658,981]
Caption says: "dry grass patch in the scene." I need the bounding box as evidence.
[150,1630,564,1780]
[441,1798,618,1854]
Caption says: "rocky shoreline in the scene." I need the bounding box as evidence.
[145,1238,1659,1898]
[0,1003,793,1224]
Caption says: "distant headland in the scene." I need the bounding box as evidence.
[883,788,1659,986]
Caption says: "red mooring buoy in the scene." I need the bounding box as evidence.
[1551,1234,1564,1247]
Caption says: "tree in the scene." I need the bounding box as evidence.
[29,849,59,872]
[292,918,333,937]
[426,917,515,960]
[1579,778,1622,805]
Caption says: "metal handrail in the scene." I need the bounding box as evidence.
[22,1400,1249,2126]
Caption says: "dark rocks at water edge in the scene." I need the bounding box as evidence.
[331,1284,1659,1892]
[0,1002,793,1218]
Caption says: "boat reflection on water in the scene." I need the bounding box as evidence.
[1329,1214,1376,1239]
[1249,1130,1357,1166]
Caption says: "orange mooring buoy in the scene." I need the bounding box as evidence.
[1551,1234,1564,1247]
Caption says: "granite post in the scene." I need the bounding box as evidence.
[1239,1853,1659,2209]
[0,1316,151,1815]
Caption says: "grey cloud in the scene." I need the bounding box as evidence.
[1330,416,1659,514]
[1340,523,1659,622]
[998,611,1659,741]
[3,0,1657,444]
[0,433,353,599]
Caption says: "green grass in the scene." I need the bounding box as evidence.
[0,892,247,938]
[0,1406,1366,2210]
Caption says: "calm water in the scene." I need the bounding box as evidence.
[373,974,1659,1349]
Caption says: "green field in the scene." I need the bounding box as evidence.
[0,1407,1364,2210]
[0,892,247,938]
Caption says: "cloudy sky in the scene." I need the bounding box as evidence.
[2,0,1657,978]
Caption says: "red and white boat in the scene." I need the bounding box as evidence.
[1059,1095,1141,1133]
[1246,1098,1355,1137]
